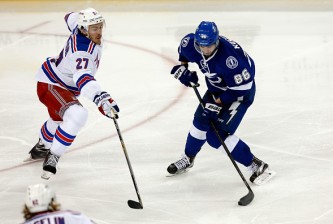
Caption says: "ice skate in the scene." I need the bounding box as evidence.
[24,139,49,162]
[167,154,195,176]
[249,157,276,185]
[41,151,59,180]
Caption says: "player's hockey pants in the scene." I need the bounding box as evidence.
[184,91,255,166]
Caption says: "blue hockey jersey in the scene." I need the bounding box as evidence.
[178,34,256,104]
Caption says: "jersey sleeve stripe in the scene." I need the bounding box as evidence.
[42,59,80,96]
[228,81,253,91]
[42,61,59,83]
[76,74,96,91]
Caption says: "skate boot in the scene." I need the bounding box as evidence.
[41,151,59,180]
[24,139,49,162]
[167,154,195,175]
[249,157,276,185]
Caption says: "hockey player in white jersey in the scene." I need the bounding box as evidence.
[26,8,119,179]
[22,183,95,224]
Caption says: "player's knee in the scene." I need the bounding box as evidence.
[206,129,228,149]
[63,104,88,128]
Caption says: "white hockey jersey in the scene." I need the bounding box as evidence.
[21,210,95,224]
[36,12,103,101]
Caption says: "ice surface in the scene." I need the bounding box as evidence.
[0,2,333,224]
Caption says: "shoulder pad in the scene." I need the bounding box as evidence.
[180,33,195,48]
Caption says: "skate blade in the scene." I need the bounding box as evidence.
[41,171,53,180]
[253,168,276,185]
[23,156,44,162]
[166,169,190,177]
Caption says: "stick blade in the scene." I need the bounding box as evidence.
[238,190,254,206]
[127,200,143,209]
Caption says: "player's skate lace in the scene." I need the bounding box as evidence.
[29,139,49,160]
[249,157,268,183]
[43,152,59,174]
[167,154,194,174]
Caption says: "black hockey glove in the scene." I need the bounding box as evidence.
[170,65,198,87]
[202,102,222,120]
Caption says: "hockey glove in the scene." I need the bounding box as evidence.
[202,103,222,120]
[170,65,198,87]
[93,91,119,118]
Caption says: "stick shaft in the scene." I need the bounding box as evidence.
[112,117,143,207]
[192,86,253,192]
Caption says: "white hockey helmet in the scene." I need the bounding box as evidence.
[77,8,104,31]
[25,183,56,213]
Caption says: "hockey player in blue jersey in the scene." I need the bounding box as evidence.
[26,8,120,179]
[167,21,275,185]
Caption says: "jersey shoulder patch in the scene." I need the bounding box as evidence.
[181,36,190,48]
[180,33,194,48]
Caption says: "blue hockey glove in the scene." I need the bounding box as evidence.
[170,65,198,87]
[202,103,222,120]
[93,91,119,118]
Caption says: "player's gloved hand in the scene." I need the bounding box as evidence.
[93,91,119,118]
[202,102,222,120]
[170,65,198,87]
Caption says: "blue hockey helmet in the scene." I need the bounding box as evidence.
[194,21,219,46]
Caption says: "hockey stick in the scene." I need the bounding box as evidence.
[192,84,254,206]
[111,114,143,209]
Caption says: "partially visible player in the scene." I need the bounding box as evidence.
[26,8,119,179]
[22,183,95,224]
[167,21,276,185]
